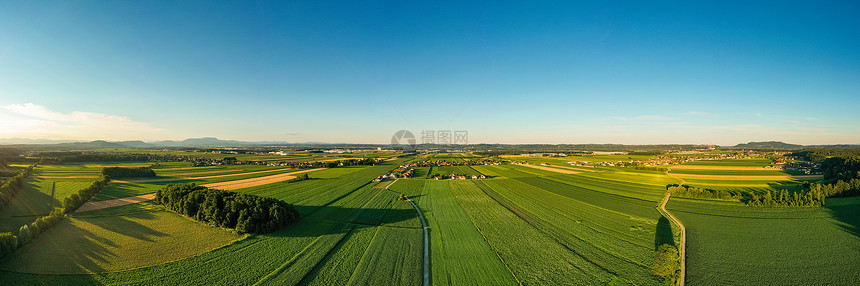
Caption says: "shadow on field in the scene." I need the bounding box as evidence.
[263,203,422,238]
[84,210,168,242]
[654,216,675,250]
[1,178,61,218]
[765,181,807,193]
[825,198,860,239]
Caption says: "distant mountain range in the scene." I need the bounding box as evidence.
[0,138,855,150]
[732,141,805,150]
[0,137,294,148]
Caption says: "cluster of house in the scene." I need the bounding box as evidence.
[415,159,501,167]
[433,173,487,180]
[782,161,820,174]
[373,163,415,182]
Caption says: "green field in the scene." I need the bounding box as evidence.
[0,203,245,273]
[667,197,860,285]
[2,151,857,285]
[682,158,772,167]
[0,157,423,284]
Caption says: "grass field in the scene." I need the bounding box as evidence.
[0,203,245,274]
[667,197,860,285]
[421,180,517,285]
[3,151,856,285]
[0,166,103,232]
[0,157,422,285]
[682,158,772,167]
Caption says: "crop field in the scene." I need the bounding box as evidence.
[0,203,245,274]
[0,166,104,232]
[92,165,302,201]
[0,158,422,285]
[681,177,814,194]
[3,151,856,286]
[667,197,860,285]
[420,180,517,285]
[682,158,772,167]
[669,168,802,176]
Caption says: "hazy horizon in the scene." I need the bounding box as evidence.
[2,2,859,145]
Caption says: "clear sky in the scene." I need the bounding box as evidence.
[1,1,858,145]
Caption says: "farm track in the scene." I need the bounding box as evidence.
[392,179,429,286]
[657,193,686,286]
[74,193,157,213]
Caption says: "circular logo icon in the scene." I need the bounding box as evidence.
[391,130,416,149]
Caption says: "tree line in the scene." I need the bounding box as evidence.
[1,170,110,259]
[790,147,860,162]
[666,184,743,201]
[62,176,111,213]
[101,167,156,178]
[155,184,300,234]
[35,152,153,164]
[666,184,824,207]
[747,189,824,207]
[0,165,34,212]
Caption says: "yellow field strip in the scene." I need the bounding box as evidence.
[75,193,157,213]
[671,173,822,180]
[113,167,299,183]
[514,163,580,174]
[202,168,325,190]
[670,165,778,171]
[37,176,100,179]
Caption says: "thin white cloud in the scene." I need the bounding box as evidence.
[0,103,165,141]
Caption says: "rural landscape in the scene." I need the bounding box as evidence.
[1,1,858,285]
[0,143,857,285]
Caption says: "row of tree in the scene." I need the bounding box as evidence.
[666,184,743,201]
[0,166,34,212]
[34,152,152,164]
[666,184,824,207]
[1,173,110,259]
[804,179,860,198]
[155,184,300,234]
[6,208,66,254]
[62,176,111,213]
[101,167,156,178]
[747,189,824,207]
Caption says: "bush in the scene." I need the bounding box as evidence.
[17,225,31,245]
[653,244,680,279]
[0,232,18,258]
[155,184,300,234]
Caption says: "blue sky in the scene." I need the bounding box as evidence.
[1,1,858,145]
